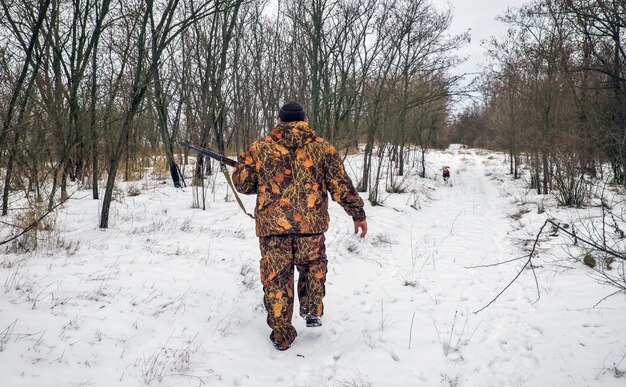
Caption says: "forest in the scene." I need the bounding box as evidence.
[0,0,624,227]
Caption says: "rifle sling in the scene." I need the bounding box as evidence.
[221,164,255,219]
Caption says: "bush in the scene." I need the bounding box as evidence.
[386,183,407,194]
[552,156,591,207]
[582,253,596,268]
[126,183,141,197]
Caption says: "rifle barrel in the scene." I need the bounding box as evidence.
[179,141,237,167]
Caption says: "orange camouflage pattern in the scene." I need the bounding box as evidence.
[232,120,365,237]
[259,234,327,350]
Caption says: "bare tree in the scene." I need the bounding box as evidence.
[1,0,51,216]
[99,0,223,228]
[555,0,626,185]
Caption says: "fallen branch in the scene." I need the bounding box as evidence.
[465,254,528,269]
[545,219,624,261]
[593,290,623,308]
[474,220,547,314]
[475,214,625,314]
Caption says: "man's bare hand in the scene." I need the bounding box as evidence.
[354,220,368,238]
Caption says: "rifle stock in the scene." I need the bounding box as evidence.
[179,141,237,167]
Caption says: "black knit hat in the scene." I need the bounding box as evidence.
[279,101,306,122]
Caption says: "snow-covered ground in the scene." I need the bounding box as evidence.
[1,146,624,387]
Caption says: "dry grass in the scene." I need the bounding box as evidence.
[510,208,531,221]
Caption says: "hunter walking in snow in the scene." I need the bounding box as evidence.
[232,102,367,351]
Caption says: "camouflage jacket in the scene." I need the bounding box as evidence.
[232,121,366,237]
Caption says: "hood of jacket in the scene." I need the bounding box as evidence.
[268,121,317,149]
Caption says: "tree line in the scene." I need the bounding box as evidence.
[0,0,466,227]
[449,0,625,204]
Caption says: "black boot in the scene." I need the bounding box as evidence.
[305,315,322,327]
[270,331,292,351]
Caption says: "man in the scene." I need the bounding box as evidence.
[232,101,367,351]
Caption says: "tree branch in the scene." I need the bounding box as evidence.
[474,219,547,314]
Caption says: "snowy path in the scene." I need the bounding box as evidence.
[412,149,542,386]
[341,148,544,386]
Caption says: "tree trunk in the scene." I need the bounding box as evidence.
[0,0,51,216]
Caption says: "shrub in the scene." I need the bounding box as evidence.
[582,253,596,268]
[552,156,591,207]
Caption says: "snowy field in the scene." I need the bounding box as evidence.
[1,146,624,387]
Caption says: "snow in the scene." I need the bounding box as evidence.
[1,146,625,386]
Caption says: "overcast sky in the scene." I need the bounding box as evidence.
[444,0,529,72]
[438,0,529,109]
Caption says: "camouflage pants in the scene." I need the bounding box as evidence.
[259,233,327,349]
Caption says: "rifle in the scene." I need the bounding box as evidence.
[178,141,236,167]
[178,141,254,219]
